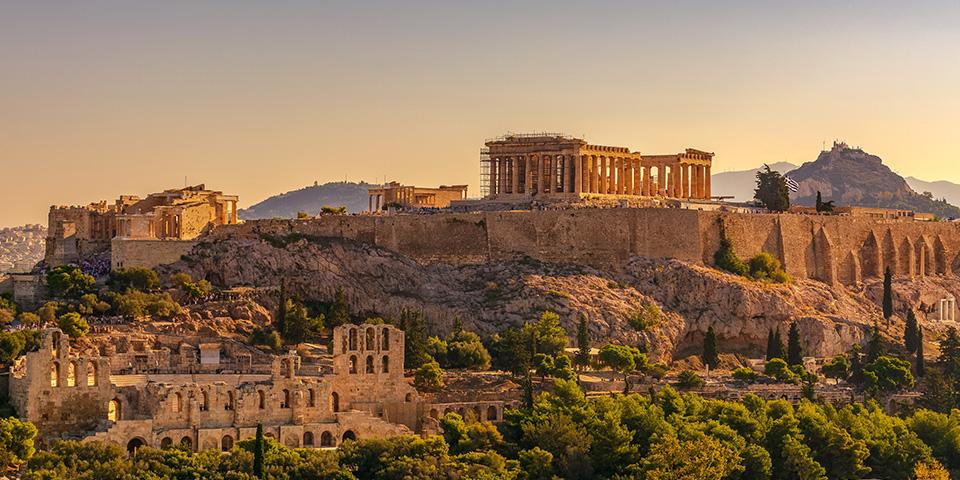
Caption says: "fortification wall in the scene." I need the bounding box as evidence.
[112,239,199,270]
[210,210,960,285]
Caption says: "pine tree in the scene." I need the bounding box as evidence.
[787,322,803,366]
[703,325,720,369]
[905,309,919,353]
[867,321,884,363]
[253,423,264,479]
[575,315,590,371]
[917,325,925,377]
[849,344,864,384]
[766,328,777,360]
[328,286,351,327]
[522,370,534,410]
[772,328,787,360]
[402,310,428,369]
[276,278,288,335]
[883,267,893,320]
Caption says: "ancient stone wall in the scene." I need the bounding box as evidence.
[212,210,960,285]
[111,238,199,270]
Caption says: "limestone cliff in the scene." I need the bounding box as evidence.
[157,234,960,364]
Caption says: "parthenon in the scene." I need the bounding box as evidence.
[481,133,713,200]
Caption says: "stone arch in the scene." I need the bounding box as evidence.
[348,328,358,350]
[160,437,173,450]
[813,227,836,284]
[127,437,146,454]
[281,389,291,408]
[67,361,77,387]
[221,435,234,451]
[349,355,358,374]
[320,431,333,447]
[951,251,960,276]
[882,229,899,275]
[487,405,498,421]
[382,356,389,374]
[341,329,348,354]
[342,430,356,443]
[87,361,98,386]
[917,236,935,277]
[443,407,453,415]
[839,251,861,285]
[258,390,266,409]
[226,391,235,410]
[473,406,481,420]
[180,436,193,450]
[899,237,915,276]
[303,431,314,447]
[457,407,466,417]
[108,398,121,421]
[405,393,413,403]
[860,230,882,278]
[366,328,375,350]
[51,361,59,387]
[430,408,439,419]
[307,388,316,407]
[935,236,949,275]
[282,358,294,378]
[331,392,340,412]
[365,355,374,374]
[172,392,182,413]
[382,328,390,350]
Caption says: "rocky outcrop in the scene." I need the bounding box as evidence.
[157,234,956,363]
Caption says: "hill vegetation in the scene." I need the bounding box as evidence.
[238,181,376,219]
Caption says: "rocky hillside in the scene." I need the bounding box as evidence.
[239,181,376,219]
[0,224,45,273]
[788,143,960,218]
[156,233,960,363]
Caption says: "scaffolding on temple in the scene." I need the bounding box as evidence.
[479,147,492,197]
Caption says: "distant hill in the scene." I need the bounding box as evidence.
[905,177,960,208]
[710,161,798,202]
[239,181,376,220]
[786,142,960,218]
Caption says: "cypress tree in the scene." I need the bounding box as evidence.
[522,371,534,410]
[905,309,919,353]
[253,423,264,479]
[329,286,351,326]
[772,328,786,360]
[849,344,864,384]
[276,278,288,335]
[766,328,776,360]
[787,322,803,366]
[402,310,428,369]
[703,325,720,369]
[816,191,823,212]
[867,321,884,363]
[575,315,590,371]
[883,267,893,320]
[917,325,925,377]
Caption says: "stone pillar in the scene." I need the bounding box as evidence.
[574,155,583,194]
[705,165,712,199]
[598,157,606,194]
[549,156,558,193]
[488,158,497,196]
[511,157,520,194]
[369,195,373,212]
[626,159,634,196]
[590,156,598,193]
[231,201,237,224]
[692,166,700,198]
[536,156,545,194]
[642,166,649,196]
[680,165,688,198]
[525,156,533,195]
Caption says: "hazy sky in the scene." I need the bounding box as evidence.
[3,1,959,226]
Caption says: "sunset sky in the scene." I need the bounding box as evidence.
[2,1,959,226]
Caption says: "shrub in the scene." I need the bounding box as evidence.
[55,312,90,339]
[677,370,704,389]
[732,367,758,382]
[714,238,749,277]
[414,360,443,389]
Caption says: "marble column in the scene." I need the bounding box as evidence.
[549,156,558,193]
[537,155,546,194]
[512,157,520,194]
[525,156,533,195]
[590,156,598,193]
[642,166,650,196]
[599,157,607,194]
[626,159,634,196]
[680,165,688,198]
[705,165,712,199]
[488,158,497,196]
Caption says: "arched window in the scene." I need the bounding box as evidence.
[108,399,121,421]
[67,361,77,387]
[199,391,208,411]
[348,328,358,350]
[382,329,390,350]
[331,392,340,413]
[473,406,481,420]
[405,393,413,403]
[127,438,145,454]
[366,328,375,350]
[282,358,293,378]
[382,356,389,374]
[221,435,234,451]
[51,362,59,387]
[258,390,266,409]
[180,436,192,450]
[487,406,498,421]
[87,361,98,386]
[308,389,316,407]
[342,430,356,443]
[365,356,374,374]
[281,389,290,408]
[349,356,357,374]
[160,437,173,450]
[172,392,182,413]
[225,391,235,411]
[320,431,333,447]
[429,408,439,419]
[342,330,348,354]
[444,407,452,415]
[303,431,314,446]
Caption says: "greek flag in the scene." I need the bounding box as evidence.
[784,176,799,193]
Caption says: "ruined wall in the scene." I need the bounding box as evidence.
[112,238,199,270]
[212,210,960,285]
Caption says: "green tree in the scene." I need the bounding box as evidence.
[598,344,635,382]
[677,369,704,389]
[283,295,321,344]
[917,325,925,377]
[754,165,791,212]
[849,344,864,384]
[0,417,37,470]
[534,353,555,381]
[905,308,919,353]
[867,321,884,363]
[107,267,159,291]
[733,367,759,382]
[703,325,720,370]
[253,423,264,479]
[400,310,429,369]
[644,435,742,480]
[46,265,95,298]
[575,315,590,371]
[296,211,308,219]
[714,236,749,277]
[787,322,803,366]
[519,447,554,480]
[524,311,568,358]
[55,312,89,339]
[821,354,849,384]
[938,327,960,375]
[444,328,491,370]
[815,191,834,213]
[414,360,443,389]
[328,286,351,327]
[918,367,956,413]
[883,267,893,319]
[864,356,914,391]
